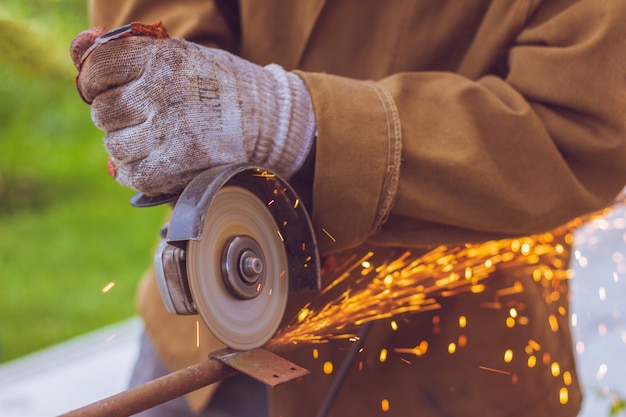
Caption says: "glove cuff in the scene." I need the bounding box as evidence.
[249,64,317,178]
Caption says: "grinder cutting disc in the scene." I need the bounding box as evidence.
[186,185,289,351]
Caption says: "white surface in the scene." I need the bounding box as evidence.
[0,318,141,417]
[570,206,626,417]
[0,209,624,417]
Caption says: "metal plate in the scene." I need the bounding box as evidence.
[211,348,309,386]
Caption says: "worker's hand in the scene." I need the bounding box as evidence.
[74,32,316,196]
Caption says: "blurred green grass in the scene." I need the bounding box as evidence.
[0,1,167,362]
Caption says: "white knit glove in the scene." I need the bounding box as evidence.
[74,30,316,196]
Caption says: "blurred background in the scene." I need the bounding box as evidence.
[0,1,624,416]
[0,0,166,364]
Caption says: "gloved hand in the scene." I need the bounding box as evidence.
[73,27,316,196]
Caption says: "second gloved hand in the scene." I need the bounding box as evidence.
[76,34,316,196]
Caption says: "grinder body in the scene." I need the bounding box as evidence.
[146,164,321,350]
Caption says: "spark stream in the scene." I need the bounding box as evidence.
[271,199,624,346]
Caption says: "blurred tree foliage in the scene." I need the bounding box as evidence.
[0,1,166,362]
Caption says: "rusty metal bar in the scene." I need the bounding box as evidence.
[59,355,237,417]
[58,344,299,417]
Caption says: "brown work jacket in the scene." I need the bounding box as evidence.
[90,1,626,416]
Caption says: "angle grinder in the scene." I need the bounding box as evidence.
[132,163,321,351]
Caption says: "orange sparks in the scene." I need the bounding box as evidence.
[479,365,512,376]
[321,227,336,242]
[252,170,275,179]
[495,282,524,297]
[395,341,429,357]
[528,339,541,351]
[266,195,626,404]
[543,352,551,365]
[563,371,572,386]
[323,361,334,374]
[272,228,574,346]
[381,399,390,412]
[559,387,569,404]
[548,314,559,332]
[101,282,115,293]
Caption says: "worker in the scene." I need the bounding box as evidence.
[73,1,626,416]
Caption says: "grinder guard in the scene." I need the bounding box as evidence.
[152,163,321,350]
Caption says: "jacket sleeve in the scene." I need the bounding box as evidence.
[89,0,239,52]
[298,1,626,254]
